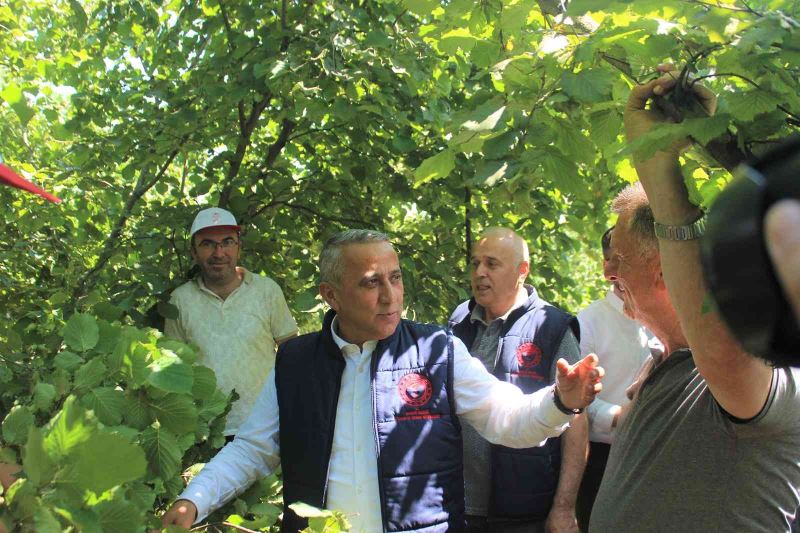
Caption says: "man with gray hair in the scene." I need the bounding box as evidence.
[589,69,800,532]
[160,229,604,533]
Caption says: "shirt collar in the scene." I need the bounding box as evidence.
[470,286,530,326]
[604,287,625,314]
[330,315,379,355]
[195,266,251,292]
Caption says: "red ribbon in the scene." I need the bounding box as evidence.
[0,163,61,203]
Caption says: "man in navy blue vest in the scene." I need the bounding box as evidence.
[158,229,603,533]
[449,228,586,533]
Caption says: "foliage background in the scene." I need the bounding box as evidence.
[1,0,798,530]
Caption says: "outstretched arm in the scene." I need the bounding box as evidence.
[624,68,772,419]
[454,337,602,449]
[155,372,281,530]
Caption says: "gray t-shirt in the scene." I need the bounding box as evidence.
[461,314,580,516]
[590,349,800,532]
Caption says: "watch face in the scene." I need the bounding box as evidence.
[701,137,800,367]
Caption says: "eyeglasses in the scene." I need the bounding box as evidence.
[196,237,239,251]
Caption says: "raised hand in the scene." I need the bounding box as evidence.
[624,64,716,151]
[555,354,603,411]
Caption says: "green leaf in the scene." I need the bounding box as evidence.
[289,502,334,518]
[74,357,107,390]
[33,506,62,533]
[149,393,198,434]
[81,387,125,426]
[2,406,34,445]
[157,339,199,365]
[438,28,478,55]
[199,390,230,420]
[295,290,319,312]
[95,320,122,355]
[470,40,502,69]
[589,109,622,149]
[683,115,730,145]
[96,498,142,533]
[123,343,152,388]
[123,392,153,429]
[403,0,439,16]
[471,160,515,187]
[53,350,85,372]
[460,105,506,133]
[561,70,613,103]
[540,151,583,196]
[68,0,88,33]
[191,365,218,399]
[66,430,146,493]
[44,397,91,461]
[553,119,596,164]
[724,90,781,122]
[22,427,54,487]
[32,382,57,412]
[63,313,99,352]
[0,83,23,104]
[147,357,194,395]
[140,427,182,479]
[391,134,416,153]
[414,149,455,185]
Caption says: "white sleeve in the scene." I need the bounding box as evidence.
[586,397,620,435]
[180,371,281,522]
[452,336,571,449]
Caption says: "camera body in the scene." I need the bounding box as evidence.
[701,137,800,366]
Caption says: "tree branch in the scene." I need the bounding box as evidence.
[270,199,372,227]
[75,147,182,298]
[218,92,273,207]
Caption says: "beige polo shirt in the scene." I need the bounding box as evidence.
[164,267,298,434]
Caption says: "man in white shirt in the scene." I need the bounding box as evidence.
[159,229,603,533]
[164,207,297,437]
[575,227,657,530]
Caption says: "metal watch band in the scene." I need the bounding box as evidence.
[653,212,707,241]
[553,387,583,415]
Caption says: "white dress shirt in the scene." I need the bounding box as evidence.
[577,289,660,444]
[180,317,572,532]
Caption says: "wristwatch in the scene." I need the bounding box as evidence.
[654,212,707,241]
[553,386,583,415]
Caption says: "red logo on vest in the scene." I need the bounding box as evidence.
[516,342,542,369]
[398,372,433,407]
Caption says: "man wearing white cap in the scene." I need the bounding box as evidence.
[165,207,298,438]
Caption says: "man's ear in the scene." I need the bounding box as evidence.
[319,282,339,310]
[518,261,530,281]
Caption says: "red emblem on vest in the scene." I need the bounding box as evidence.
[398,373,433,407]
[516,342,542,369]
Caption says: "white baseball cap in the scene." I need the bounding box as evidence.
[190,207,240,237]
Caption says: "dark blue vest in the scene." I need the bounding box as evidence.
[448,286,579,521]
[275,310,465,533]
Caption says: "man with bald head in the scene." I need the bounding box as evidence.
[449,228,587,533]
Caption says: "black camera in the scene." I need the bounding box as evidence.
[701,136,800,366]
